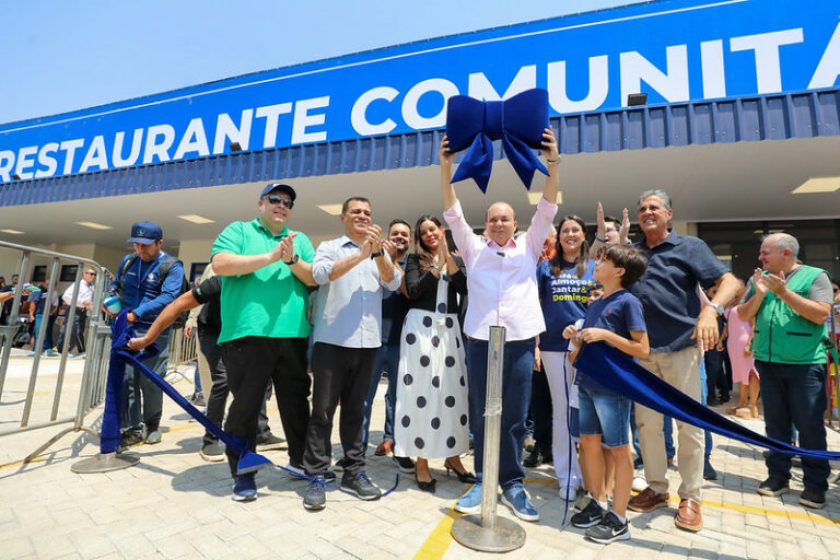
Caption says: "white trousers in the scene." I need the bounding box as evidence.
[542,350,583,490]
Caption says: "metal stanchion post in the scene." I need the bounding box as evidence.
[451,326,526,552]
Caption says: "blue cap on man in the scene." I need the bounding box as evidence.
[259,182,296,201]
[127,221,163,245]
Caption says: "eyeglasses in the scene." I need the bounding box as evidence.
[265,194,294,209]
[84,271,96,277]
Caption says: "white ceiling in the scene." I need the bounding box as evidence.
[1,136,838,252]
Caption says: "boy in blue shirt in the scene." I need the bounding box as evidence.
[563,244,649,544]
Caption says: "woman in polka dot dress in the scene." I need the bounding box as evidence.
[395,215,473,492]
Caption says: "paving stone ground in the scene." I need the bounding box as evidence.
[3,353,840,560]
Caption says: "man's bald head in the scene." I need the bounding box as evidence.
[485,202,518,246]
[759,232,800,273]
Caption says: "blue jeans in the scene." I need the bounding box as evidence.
[122,327,168,432]
[466,337,535,490]
[699,358,713,460]
[362,341,400,450]
[579,388,632,447]
[756,360,830,492]
[33,313,56,351]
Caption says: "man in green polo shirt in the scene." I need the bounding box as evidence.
[211,182,316,502]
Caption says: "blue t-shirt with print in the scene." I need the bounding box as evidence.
[537,259,595,352]
[578,289,647,393]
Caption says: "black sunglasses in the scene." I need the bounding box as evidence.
[265,194,294,209]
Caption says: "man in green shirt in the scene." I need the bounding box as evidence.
[211,182,316,502]
[739,233,833,510]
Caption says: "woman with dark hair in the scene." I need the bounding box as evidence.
[536,214,596,500]
[394,215,474,492]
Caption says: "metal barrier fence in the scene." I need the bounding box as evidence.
[0,240,113,459]
[167,326,197,371]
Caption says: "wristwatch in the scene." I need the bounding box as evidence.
[370,250,384,259]
[710,302,725,316]
[284,254,299,265]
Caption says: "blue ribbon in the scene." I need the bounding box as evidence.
[102,312,272,475]
[445,88,550,193]
[278,465,401,498]
[575,342,840,460]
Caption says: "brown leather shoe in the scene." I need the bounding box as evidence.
[374,440,393,456]
[674,499,703,532]
[627,487,669,513]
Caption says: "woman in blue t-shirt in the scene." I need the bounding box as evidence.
[536,214,595,499]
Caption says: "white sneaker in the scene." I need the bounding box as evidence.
[145,430,162,444]
[632,474,647,493]
[558,484,581,501]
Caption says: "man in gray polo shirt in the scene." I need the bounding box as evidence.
[302,196,402,511]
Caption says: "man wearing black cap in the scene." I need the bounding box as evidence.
[211,183,317,502]
[110,221,185,447]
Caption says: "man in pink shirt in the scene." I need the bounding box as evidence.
[440,128,560,522]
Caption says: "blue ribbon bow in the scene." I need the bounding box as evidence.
[445,88,550,192]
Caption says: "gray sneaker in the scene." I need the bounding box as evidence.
[757,478,789,497]
[200,440,225,462]
[585,511,630,544]
[800,487,826,509]
[341,472,381,501]
[303,476,327,511]
[256,432,286,451]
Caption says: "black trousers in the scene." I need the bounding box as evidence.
[704,348,729,399]
[58,309,87,353]
[198,327,270,446]
[303,343,378,476]
[530,365,553,455]
[221,336,310,477]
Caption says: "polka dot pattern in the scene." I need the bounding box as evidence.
[392,277,470,459]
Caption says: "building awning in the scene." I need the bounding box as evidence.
[2,88,838,208]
